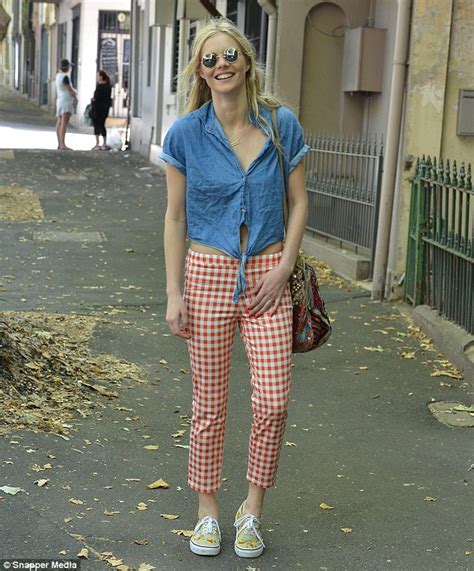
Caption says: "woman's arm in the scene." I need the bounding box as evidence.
[164,164,190,339]
[279,161,308,275]
[248,161,308,316]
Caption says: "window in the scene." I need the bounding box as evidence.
[225,0,267,63]
[245,0,267,62]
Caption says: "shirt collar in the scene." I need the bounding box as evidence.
[198,100,272,140]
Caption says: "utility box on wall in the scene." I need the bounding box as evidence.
[457,89,474,136]
[342,27,386,93]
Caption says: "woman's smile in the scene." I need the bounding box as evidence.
[215,72,235,81]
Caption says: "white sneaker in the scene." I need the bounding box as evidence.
[190,515,221,556]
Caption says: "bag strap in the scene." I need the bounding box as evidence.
[271,108,289,230]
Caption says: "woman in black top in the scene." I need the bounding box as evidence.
[91,70,112,150]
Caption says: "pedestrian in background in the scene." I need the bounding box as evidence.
[91,70,112,150]
[55,59,77,151]
[161,18,308,559]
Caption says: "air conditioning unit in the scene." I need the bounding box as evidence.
[342,27,386,93]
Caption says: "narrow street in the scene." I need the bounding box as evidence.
[0,87,472,570]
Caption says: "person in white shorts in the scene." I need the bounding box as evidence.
[55,59,77,150]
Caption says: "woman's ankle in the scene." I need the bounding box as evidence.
[242,499,262,518]
[198,493,218,520]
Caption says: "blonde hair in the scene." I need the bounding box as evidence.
[180,18,281,135]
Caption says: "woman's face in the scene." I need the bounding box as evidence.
[198,32,249,96]
[97,73,103,83]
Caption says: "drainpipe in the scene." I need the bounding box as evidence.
[257,0,277,92]
[371,0,412,300]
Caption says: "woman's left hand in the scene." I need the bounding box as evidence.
[247,263,292,316]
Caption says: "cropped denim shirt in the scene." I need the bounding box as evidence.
[161,101,309,302]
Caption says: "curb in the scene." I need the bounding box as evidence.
[406,304,474,393]
[302,234,370,281]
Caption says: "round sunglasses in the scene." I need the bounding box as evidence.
[201,47,239,68]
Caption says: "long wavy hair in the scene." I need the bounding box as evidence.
[180,18,281,136]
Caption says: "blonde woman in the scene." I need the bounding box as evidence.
[55,59,77,150]
[161,18,309,558]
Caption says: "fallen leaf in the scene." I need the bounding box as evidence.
[69,498,84,505]
[137,565,155,571]
[134,539,149,545]
[137,502,148,511]
[174,444,189,449]
[285,441,297,447]
[32,463,52,472]
[64,517,73,523]
[143,445,160,451]
[147,478,170,490]
[35,478,49,487]
[171,529,194,537]
[0,486,23,495]
[105,557,124,567]
[431,370,463,380]
[359,366,369,370]
[159,359,168,365]
[83,383,118,398]
[340,527,353,533]
[77,547,89,558]
[160,513,179,520]
[364,346,384,352]
[401,351,416,359]
[319,502,335,510]
[424,496,437,502]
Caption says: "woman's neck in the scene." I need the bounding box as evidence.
[212,93,249,128]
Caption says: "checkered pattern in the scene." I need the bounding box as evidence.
[184,250,293,493]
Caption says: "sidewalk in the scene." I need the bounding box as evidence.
[0,88,473,571]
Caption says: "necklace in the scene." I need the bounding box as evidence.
[230,121,250,147]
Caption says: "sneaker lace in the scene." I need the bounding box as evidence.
[234,514,265,547]
[197,516,221,540]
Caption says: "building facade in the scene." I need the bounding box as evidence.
[1,0,472,309]
[0,0,130,124]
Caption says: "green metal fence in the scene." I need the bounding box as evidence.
[405,156,473,334]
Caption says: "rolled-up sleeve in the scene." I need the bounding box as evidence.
[278,107,310,173]
[160,122,186,176]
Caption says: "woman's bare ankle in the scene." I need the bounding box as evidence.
[243,499,262,518]
[197,492,218,520]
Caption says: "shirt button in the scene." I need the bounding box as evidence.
[241,208,246,213]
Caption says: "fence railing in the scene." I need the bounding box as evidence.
[305,132,383,273]
[405,156,473,333]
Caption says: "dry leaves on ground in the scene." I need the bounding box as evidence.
[304,255,347,287]
[0,185,44,221]
[0,312,145,434]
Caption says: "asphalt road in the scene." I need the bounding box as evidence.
[0,88,473,570]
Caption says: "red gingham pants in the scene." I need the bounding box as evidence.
[184,250,293,493]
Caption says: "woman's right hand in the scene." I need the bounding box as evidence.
[166,293,190,339]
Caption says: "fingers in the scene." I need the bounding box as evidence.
[168,319,191,339]
[166,308,191,339]
[248,291,280,316]
[269,292,283,316]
